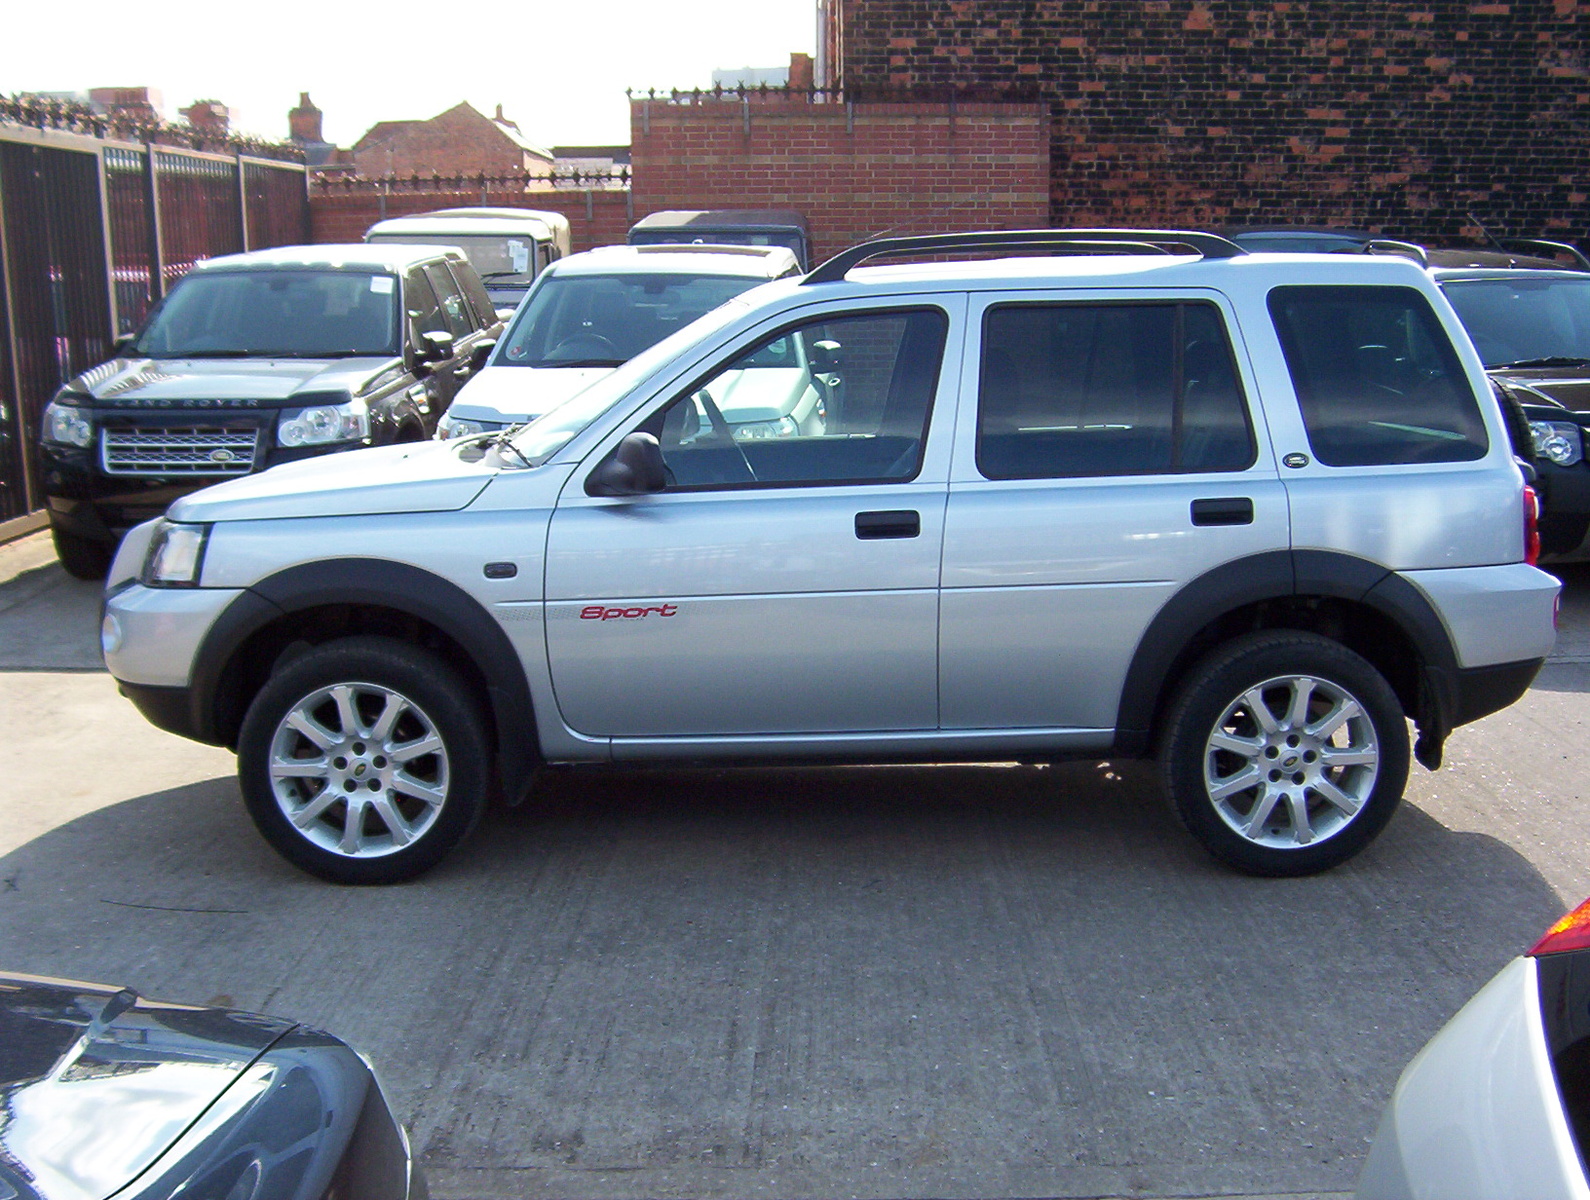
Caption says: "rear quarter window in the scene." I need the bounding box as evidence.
[1268,285,1489,467]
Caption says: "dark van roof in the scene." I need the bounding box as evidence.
[630,209,810,234]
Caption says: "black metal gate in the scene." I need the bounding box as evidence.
[0,123,308,529]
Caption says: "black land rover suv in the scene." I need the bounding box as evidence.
[39,243,502,578]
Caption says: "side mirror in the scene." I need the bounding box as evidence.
[810,338,842,373]
[469,339,496,373]
[111,333,137,358]
[586,432,666,497]
[420,330,456,363]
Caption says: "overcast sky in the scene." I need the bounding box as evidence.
[3,0,817,148]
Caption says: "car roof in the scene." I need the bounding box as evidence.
[367,209,568,239]
[630,209,809,233]
[191,243,466,273]
[1432,265,1590,283]
[544,243,801,279]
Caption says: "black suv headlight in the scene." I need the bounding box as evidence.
[42,393,94,448]
[141,520,210,587]
[278,397,370,447]
[1530,420,1584,467]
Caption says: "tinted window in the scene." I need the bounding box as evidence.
[1269,286,1488,467]
[132,270,399,358]
[447,260,498,330]
[425,262,475,339]
[405,270,448,341]
[1441,276,1590,369]
[641,309,947,489]
[976,302,1255,480]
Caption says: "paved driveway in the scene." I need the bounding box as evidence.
[2,532,1587,1200]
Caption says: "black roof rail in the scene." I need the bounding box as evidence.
[802,228,1247,286]
[1498,238,1590,271]
[1360,238,1429,267]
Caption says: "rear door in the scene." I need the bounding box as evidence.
[939,289,1289,733]
[543,300,962,742]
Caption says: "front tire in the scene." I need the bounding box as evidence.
[237,637,490,884]
[1159,632,1410,877]
[52,526,112,581]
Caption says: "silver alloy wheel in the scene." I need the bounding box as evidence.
[267,681,449,859]
[1202,673,1380,850]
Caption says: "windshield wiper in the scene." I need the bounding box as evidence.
[526,358,625,369]
[480,271,531,282]
[487,429,533,469]
[154,349,257,358]
[1493,356,1590,369]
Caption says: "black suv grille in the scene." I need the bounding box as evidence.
[100,426,260,476]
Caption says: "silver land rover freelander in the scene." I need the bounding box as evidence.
[101,229,1559,885]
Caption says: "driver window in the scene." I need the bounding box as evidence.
[641,308,948,490]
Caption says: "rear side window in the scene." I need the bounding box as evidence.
[976,301,1255,480]
[448,259,498,330]
[1268,285,1488,467]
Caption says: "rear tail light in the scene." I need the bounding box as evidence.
[1524,485,1541,566]
[1530,896,1590,956]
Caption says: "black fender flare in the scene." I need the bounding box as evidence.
[189,558,537,796]
[1114,549,1457,765]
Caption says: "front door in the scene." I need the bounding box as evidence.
[544,303,961,741]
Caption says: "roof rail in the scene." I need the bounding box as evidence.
[1360,238,1429,267]
[624,243,788,258]
[1498,238,1590,271]
[802,228,1247,286]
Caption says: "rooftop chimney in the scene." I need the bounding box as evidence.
[180,99,230,137]
[289,92,324,144]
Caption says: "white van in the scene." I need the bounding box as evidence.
[365,207,572,315]
[437,243,800,438]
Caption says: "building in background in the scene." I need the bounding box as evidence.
[349,102,555,179]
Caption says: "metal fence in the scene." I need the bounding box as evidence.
[0,124,308,528]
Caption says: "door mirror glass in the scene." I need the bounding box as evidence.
[587,432,666,496]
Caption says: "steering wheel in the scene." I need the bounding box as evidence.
[550,332,619,359]
[695,390,757,482]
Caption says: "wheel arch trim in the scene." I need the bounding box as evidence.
[189,558,537,795]
[1114,548,1459,759]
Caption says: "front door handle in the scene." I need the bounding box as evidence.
[855,509,920,539]
[1191,497,1254,526]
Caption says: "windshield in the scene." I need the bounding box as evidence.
[496,272,765,368]
[368,232,542,287]
[1442,276,1590,368]
[134,269,400,358]
[508,298,750,466]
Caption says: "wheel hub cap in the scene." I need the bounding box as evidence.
[1202,673,1380,850]
[267,682,449,859]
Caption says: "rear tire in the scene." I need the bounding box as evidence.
[52,527,113,581]
[1159,631,1410,877]
[237,636,490,885]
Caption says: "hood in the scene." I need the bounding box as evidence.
[169,438,495,523]
[0,973,294,1200]
[447,363,613,424]
[1492,368,1590,414]
[708,366,809,423]
[71,356,398,410]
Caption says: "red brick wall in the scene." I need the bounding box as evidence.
[836,0,1590,244]
[308,185,634,252]
[629,94,1050,262]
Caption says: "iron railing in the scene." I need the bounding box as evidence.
[0,120,308,526]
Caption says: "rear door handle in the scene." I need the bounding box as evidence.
[1191,497,1254,526]
[855,509,920,539]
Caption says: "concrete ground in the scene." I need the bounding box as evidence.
[2,528,1588,1200]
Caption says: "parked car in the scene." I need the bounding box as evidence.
[628,209,812,270]
[366,207,572,316]
[0,971,421,1198]
[1421,242,1590,559]
[101,229,1557,884]
[39,243,503,579]
[1357,895,1590,1199]
[435,243,800,440]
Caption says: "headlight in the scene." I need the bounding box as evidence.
[437,413,505,440]
[732,415,799,441]
[278,398,369,447]
[42,397,94,448]
[1530,420,1584,467]
[140,521,210,587]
